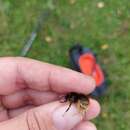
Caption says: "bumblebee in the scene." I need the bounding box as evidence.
[61,92,89,115]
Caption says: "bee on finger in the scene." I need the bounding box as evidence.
[61,92,89,116]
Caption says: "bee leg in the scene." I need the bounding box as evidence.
[77,100,81,113]
[65,102,73,112]
[72,101,84,119]
[62,102,73,116]
[80,102,89,119]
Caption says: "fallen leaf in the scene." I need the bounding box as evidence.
[101,112,108,118]
[45,36,53,43]
[97,2,105,8]
[69,0,76,5]
[101,44,109,50]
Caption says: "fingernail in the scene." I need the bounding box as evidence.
[53,105,82,130]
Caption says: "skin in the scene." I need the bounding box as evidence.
[0,57,100,130]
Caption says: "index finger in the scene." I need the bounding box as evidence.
[0,57,95,95]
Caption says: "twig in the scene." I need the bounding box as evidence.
[20,10,50,57]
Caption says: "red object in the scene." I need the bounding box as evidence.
[79,53,104,87]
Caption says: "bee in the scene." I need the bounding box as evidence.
[61,92,89,116]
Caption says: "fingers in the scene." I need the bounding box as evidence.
[2,89,58,109]
[0,57,99,130]
[74,121,97,130]
[0,99,99,130]
[85,99,100,120]
[8,98,100,121]
[9,105,34,118]
[2,92,100,120]
[0,101,82,130]
[0,57,95,95]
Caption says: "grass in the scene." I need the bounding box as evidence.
[0,0,130,129]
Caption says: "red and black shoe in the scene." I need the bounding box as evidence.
[69,44,107,97]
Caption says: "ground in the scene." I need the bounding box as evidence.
[0,0,130,130]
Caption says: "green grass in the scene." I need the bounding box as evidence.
[0,0,130,129]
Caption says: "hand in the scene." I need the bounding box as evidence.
[0,57,100,130]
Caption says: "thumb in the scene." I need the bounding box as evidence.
[0,101,83,130]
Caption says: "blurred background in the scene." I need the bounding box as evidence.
[0,0,130,129]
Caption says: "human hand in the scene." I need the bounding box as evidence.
[0,57,100,130]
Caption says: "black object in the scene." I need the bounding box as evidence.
[69,44,107,97]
